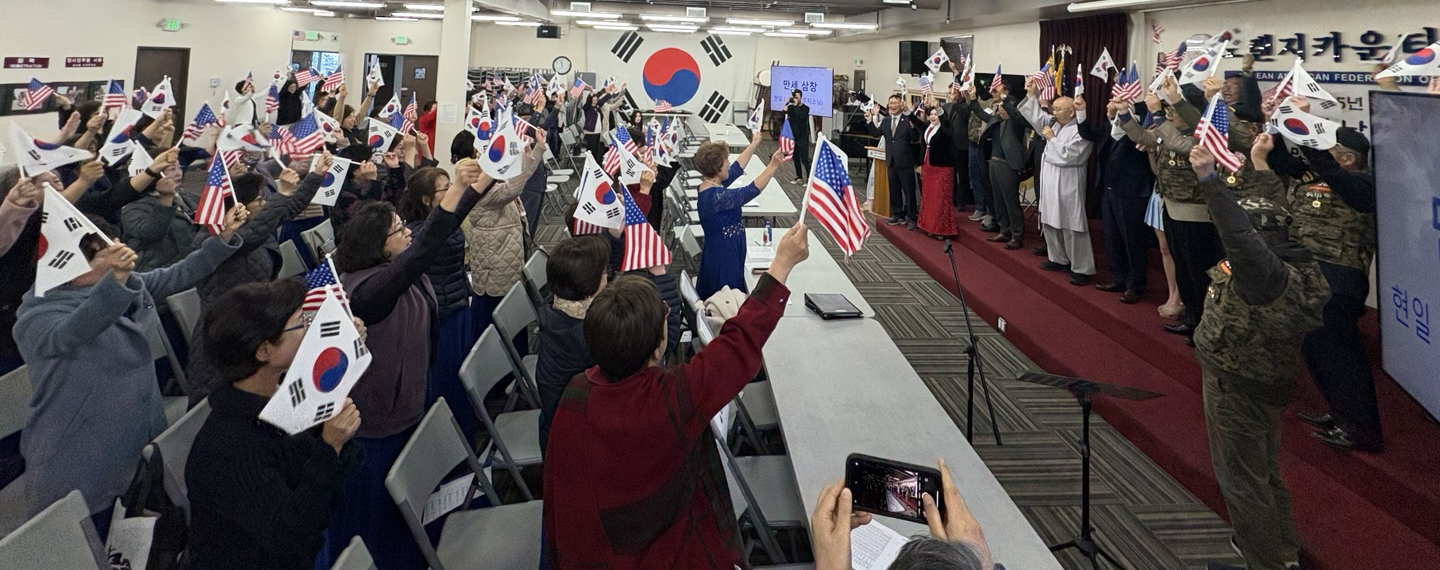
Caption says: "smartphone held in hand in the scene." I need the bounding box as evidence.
[845,453,943,525]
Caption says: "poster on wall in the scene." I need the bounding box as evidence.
[769,66,834,118]
[587,30,758,124]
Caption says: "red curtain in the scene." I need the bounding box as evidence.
[1039,13,1130,214]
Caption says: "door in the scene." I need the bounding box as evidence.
[364,54,399,117]
[398,55,439,111]
[135,47,189,127]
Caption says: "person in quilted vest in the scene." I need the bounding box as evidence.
[465,130,545,336]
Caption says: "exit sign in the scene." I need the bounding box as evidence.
[160,18,182,32]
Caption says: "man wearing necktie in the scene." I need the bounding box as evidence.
[865,94,923,230]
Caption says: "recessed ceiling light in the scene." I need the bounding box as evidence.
[314,9,334,16]
[639,14,708,23]
[551,10,621,18]
[792,29,833,35]
[727,18,793,27]
[882,0,912,4]
[311,0,385,8]
[810,21,878,30]
[388,11,443,19]
[471,14,521,21]
[496,20,542,26]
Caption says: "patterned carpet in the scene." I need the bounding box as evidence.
[537,139,1245,570]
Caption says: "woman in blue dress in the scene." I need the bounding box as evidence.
[693,133,791,299]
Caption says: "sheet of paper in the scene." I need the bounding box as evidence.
[105,499,156,570]
[422,473,475,526]
[851,520,908,570]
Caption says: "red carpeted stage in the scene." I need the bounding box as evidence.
[875,210,1440,570]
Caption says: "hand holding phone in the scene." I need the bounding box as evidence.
[845,454,942,525]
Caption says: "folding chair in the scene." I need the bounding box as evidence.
[143,399,212,518]
[165,289,203,348]
[709,410,806,564]
[385,399,543,570]
[458,326,543,501]
[680,226,703,266]
[0,490,107,570]
[145,320,187,402]
[331,536,378,570]
[521,249,550,311]
[694,316,776,455]
[278,240,308,278]
[490,282,543,405]
[301,219,335,263]
[0,366,32,442]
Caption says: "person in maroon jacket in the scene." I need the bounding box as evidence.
[543,223,811,569]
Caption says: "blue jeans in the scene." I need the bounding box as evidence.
[969,147,991,214]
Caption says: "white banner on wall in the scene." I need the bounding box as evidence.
[587,31,757,124]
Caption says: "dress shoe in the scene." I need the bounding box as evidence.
[979,223,1001,233]
[1297,412,1336,430]
[1094,282,1124,293]
[1069,273,1093,286]
[886,217,905,226]
[907,221,918,231]
[986,233,1012,243]
[1163,322,1194,335]
[1119,292,1142,304]
[1039,261,1071,272]
[967,210,986,221]
[1031,246,1048,257]
[1004,239,1024,250]
[1312,426,1384,453]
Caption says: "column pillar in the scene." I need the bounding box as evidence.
[435,0,473,171]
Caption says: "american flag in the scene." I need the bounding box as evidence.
[388,110,409,136]
[570,77,588,98]
[918,74,934,96]
[1195,94,1245,173]
[603,127,636,174]
[1151,21,1165,44]
[242,72,256,94]
[21,78,54,111]
[302,257,351,314]
[283,113,325,156]
[524,76,545,107]
[655,100,672,112]
[778,117,795,158]
[805,138,870,257]
[1164,42,1186,72]
[1112,63,1143,102]
[989,62,1004,95]
[182,102,221,142]
[103,80,128,111]
[195,157,234,234]
[219,149,244,171]
[294,68,320,88]
[1030,63,1056,101]
[619,185,671,271]
[132,88,149,109]
[515,117,537,143]
[323,65,345,92]
[402,93,419,134]
[265,84,280,114]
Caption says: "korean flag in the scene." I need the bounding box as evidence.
[99,108,145,165]
[313,156,352,207]
[35,183,112,297]
[1267,101,1339,150]
[141,77,176,119]
[260,288,371,435]
[479,122,525,180]
[573,153,625,231]
[925,47,950,74]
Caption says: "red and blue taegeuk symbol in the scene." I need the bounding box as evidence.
[312,347,349,392]
[1283,118,1310,134]
[487,134,508,163]
[109,126,133,145]
[369,133,386,148]
[594,180,615,205]
[1405,48,1436,66]
[643,48,701,107]
[1190,57,1211,72]
[321,171,336,187]
[33,139,63,150]
[151,92,167,105]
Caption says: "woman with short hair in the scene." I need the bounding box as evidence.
[692,135,789,299]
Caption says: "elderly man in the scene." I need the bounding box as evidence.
[1019,79,1094,285]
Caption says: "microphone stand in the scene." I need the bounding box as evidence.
[944,238,1001,445]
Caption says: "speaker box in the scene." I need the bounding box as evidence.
[537,25,560,39]
[898,41,928,75]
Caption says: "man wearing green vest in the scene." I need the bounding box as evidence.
[1188,143,1329,570]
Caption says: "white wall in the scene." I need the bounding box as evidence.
[469,24,591,70]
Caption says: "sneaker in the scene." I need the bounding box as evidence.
[967,210,986,221]
[886,217,905,226]
[792,177,804,184]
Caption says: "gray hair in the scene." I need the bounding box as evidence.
[889,537,984,570]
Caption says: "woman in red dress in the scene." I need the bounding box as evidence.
[917,98,958,237]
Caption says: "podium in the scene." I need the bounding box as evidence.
[865,146,890,219]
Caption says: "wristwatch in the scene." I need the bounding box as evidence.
[144,167,162,178]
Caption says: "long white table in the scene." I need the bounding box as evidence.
[762,318,1063,569]
[708,123,752,147]
[743,228,873,318]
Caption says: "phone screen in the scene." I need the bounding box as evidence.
[846,455,942,524]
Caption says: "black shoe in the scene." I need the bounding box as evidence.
[906,221,918,231]
[986,233,1011,243]
[1004,239,1024,250]
[1163,322,1194,335]
[886,217,905,226]
[1298,412,1336,430]
[1069,273,1093,286]
[1039,261,1071,272]
[1120,292,1142,304]
[1207,564,1245,570]
[1031,246,1049,257]
[979,223,1001,233]
[1312,426,1384,453]
[1094,282,1125,293]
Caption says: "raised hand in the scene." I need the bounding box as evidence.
[1251,132,1275,165]
[220,205,250,242]
[321,398,361,453]
[1203,76,1222,100]
[1189,145,1217,179]
[920,458,993,569]
[1288,95,1310,114]
[94,243,137,283]
[6,177,42,208]
[358,161,378,181]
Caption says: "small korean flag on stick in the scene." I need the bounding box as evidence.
[259,288,371,435]
[925,47,950,74]
[314,156,352,207]
[573,153,625,232]
[35,183,113,297]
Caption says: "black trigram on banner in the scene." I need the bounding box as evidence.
[611,31,644,63]
[63,217,81,232]
[313,401,336,422]
[698,91,731,124]
[289,381,307,407]
[620,90,639,114]
[700,35,732,66]
[47,251,76,269]
[320,320,342,338]
[353,338,369,358]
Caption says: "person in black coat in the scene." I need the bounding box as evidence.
[784,89,812,183]
[973,83,1032,249]
[275,78,304,126]
[864,93,924,230]
[944,66,975,210]
[916,100,959,237]
[186,279,363,570]
[1079,98,1156,303]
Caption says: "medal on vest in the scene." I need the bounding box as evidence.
[1227,175,1237,185]
[1168,159,1177,166]
[1313,199,1322,208]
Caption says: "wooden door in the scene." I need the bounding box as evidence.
[135,47,189,126]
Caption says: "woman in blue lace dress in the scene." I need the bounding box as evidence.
[694,133,791,298]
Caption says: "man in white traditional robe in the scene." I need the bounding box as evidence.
[1019,81,1094,285]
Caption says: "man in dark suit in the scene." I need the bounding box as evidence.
[865,93,923,230]
[975,82,1032,249]
[944,72,974,211]
[1078,98,1155,303]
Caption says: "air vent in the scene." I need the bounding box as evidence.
[569,2,591,11]
[805,12,824,23]
[686,7,707,18]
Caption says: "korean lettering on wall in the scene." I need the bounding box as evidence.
[780,78,826,109]
[1235,27,1437,63]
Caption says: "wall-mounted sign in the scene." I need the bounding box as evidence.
[65,57,104,68]
[3,57,49,69]
[393,35,411,46]
[414,68,426,80]
[160,18,182,32]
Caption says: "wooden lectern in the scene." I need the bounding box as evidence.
[865,146,889,218]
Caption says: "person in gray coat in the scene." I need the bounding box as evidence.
[120,155,195,273]
[13,208,246,535]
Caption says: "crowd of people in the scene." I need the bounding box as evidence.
[0,31,1425,570]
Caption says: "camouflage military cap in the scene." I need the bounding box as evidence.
[1237,197,1292,231]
